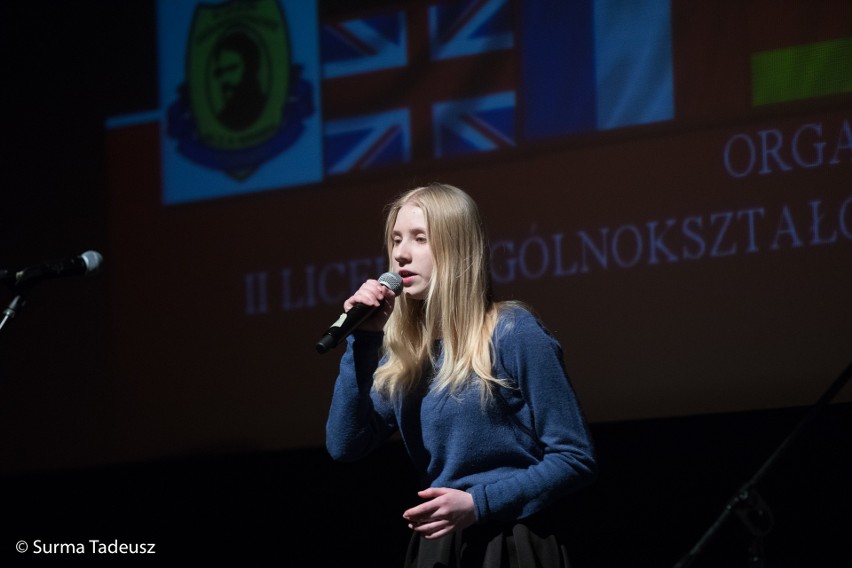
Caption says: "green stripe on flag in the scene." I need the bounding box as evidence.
[752,37,852,106]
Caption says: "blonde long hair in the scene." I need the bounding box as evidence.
[373,183,510,401]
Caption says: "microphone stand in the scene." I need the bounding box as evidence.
[673,359,852,568]
[1,252,103,335]
[0,293,25,335]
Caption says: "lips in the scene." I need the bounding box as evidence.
[398,270,417,285]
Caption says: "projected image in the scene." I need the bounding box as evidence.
[106,0,851,463]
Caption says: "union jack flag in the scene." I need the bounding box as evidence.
[429,0,514,60]
[320,0,516,175]
[433,91,515,158]
[321,11,408,79]
[324,109,412,174]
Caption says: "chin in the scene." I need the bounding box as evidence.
[404,289,427,301]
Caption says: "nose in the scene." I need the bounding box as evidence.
[393,241,411,266]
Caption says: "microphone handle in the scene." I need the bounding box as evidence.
[316,302,378,354]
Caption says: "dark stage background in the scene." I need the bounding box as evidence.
[2,1,850,566]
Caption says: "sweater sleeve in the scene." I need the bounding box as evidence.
[467,309,597,522]
[325,331,398,461]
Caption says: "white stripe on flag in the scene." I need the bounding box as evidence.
[593,0,674,130]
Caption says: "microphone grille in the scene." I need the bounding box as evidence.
[378,272,403,295]
[81,250,104,274]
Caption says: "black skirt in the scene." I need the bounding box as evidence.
[403,510,572,568]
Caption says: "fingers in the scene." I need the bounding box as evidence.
[409,519,453,539]
[344,279,393,312]
[404,500,447,537]
[340,279,396,332]
[403,500,438,521]
[423,526,454,539]
[403,487,476,538]
[417,487,446,499]
[402,495,446,532]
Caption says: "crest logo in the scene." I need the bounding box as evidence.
[166,0,313,180]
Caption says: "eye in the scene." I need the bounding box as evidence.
[416,234,427,243]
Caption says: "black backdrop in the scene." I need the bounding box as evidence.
[2,2,850,566]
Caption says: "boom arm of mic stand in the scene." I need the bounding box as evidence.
[0,293,26,335]
[672,359,852,568]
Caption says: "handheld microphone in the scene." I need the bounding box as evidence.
[3,250,104,290]
[315,272,403,354]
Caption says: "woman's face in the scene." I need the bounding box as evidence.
[391,204,434,300]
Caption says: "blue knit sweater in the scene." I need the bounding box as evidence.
[325,306,596,523]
